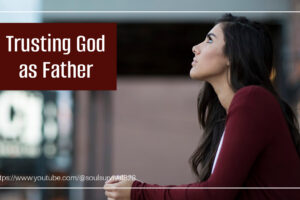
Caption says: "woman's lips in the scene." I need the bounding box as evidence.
[192,58,198,65]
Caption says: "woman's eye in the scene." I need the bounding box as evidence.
[206,36,213,43]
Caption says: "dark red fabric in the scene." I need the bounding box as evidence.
[130,85,300,200]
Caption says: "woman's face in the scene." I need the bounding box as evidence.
[190,23,230,82]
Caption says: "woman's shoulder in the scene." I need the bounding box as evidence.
[234,85,274,98]
[229,85,279,111]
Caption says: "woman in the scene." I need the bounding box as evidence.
[104,13,300,200]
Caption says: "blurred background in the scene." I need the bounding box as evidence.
[0,0,300,200]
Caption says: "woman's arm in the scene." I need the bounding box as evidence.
[131,179,209,200]
[131,86,276,200]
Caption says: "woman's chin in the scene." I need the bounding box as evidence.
[190,67,203,80]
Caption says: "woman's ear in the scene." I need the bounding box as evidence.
[226,59,230,67]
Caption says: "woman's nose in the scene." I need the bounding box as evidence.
[192,44,200,55]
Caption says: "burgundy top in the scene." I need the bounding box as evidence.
[131,85,300,200]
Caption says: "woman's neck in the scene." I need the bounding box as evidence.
[210,80,235,114]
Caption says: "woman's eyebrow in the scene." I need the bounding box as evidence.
[207,33,217,38]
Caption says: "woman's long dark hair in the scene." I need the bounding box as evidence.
[189,13,300,182]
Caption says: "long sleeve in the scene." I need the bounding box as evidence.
[130,86,300,200]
